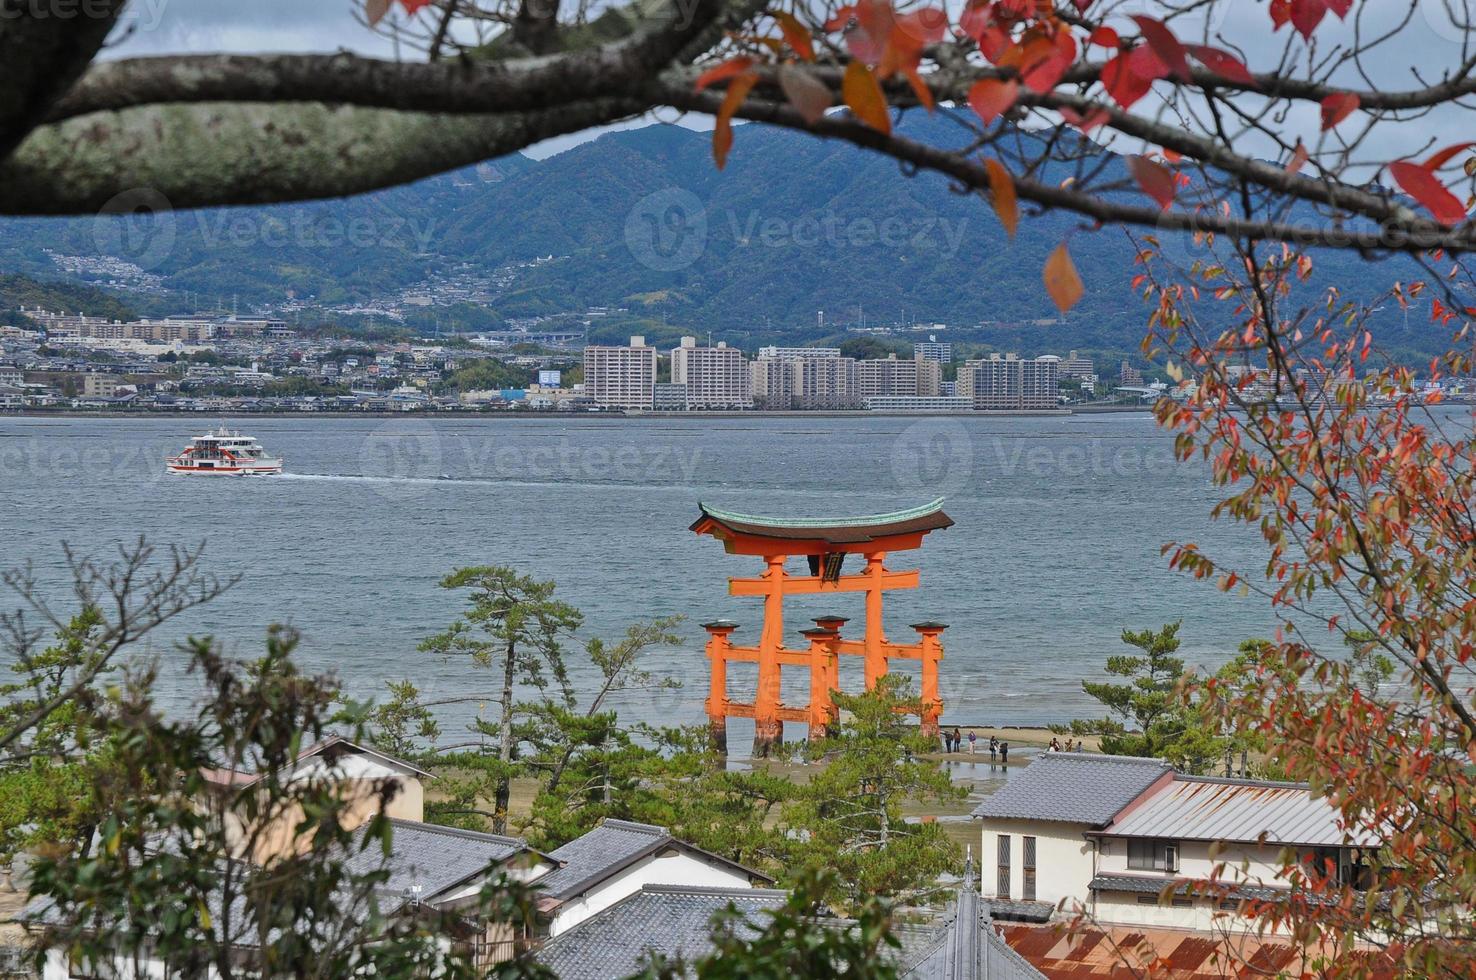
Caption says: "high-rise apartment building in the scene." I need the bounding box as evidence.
[957,353,1060,410]
[913,337,952,364]
[670,336,751,410]
[1061,350,1094,378]
[751,348,858,410]
[856,354,942,401]
[583,335,657,410]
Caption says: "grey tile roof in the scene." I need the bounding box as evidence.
[532,884,789,978]
[970,754,1172,827]
[344,818,533,907]
[536,819,770,902]
[898,869,1047,980]
[1089,873,1287,903]
[1101,775,1379,847]
[536,820,672,899]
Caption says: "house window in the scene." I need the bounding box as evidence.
[1126,838,1179,873]
[1022,836,1037,901]
[996,834,1011,899]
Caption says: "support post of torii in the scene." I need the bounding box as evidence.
[691,499,955,758]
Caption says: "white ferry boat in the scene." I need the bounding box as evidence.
[166,427,284,476]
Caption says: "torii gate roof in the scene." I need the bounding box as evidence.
[691,498,954,553]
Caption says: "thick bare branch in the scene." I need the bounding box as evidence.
[0,99,643,215]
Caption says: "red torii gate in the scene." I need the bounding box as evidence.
[690,499,954,757]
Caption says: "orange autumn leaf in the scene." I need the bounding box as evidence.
[773,11,815,61]
[1044,242,1085,312]
[984,158,1018,239]
[712,73,758,169]
[967,78,1019,126]
[842,61,891,134]
[695,57,754,92]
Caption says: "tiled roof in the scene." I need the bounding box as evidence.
[1089,873,1288,903]
[1101,775,1379,847]
[691,498,954,544]
[899,864,1047,980]
[200,734,435,787]
[971,754,1172,827]
[536,819,770,902]
[532,884,789,979]
[344,818,534,908]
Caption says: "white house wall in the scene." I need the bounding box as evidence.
[546,851,755,937]
[977,818,1095,910]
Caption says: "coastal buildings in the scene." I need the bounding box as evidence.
[1060,350,1094,378]
[956,354,1060,410]
[669,336,751,410]
[972,753,1379,932]
[750,347,858,410]
[856,354,942,402]
[913,337,952,364]
[583,335,657,410]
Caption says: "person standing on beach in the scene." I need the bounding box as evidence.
[988,735,998,763]
[1000,741,1010,764]
[967,730,977,754]
[950,727,961,753]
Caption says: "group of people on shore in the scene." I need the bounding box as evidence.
[942,727,1008,763]
[940,729,1087,760]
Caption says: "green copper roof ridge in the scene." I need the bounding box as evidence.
[696,497,946,529]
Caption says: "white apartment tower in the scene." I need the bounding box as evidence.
[670,337,751,410]
[958,353,1060,410]
[583,335,658,410]
[856,354,942,401]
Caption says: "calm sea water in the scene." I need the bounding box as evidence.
[0,412,1281,752]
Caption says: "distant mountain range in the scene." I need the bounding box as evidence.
[0,114,1458,357]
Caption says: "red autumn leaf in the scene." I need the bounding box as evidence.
[1044,242,1086,313]
[778,65,832,123]
[1319,92,1359,130]
[365,0,391,26]
[1325,0,1352,17]
[1131,15,1191,81]
[1287,141,1310,173]
[1270,0,1292,30]
[695,57,754,92]
[1389,161,1470,226]
[1162,147,1182,163]
[1073,0,1091,10]
[774,11,815,61]
[1088,26,1120,48]
[968,78,1019,125]
[1187,45,1256,85]
[958,0,990,41]
[712,73,757,169]
[842,60,891,134]
[984,158,1018,239]
[1101,50,1157,109]
[399,0,434,11]
[1021,30,1077,93]
[1290,0,1328,40]
[1128,155,1177,210]
[1059,106,1110,132]
[1423,141,1476,171]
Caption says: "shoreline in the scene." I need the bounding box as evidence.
[0,405,1154,421]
